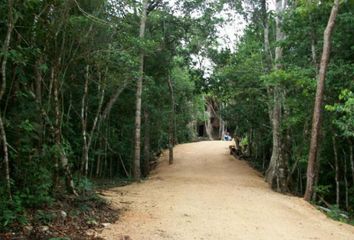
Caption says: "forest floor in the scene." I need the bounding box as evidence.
[98,141,354,240]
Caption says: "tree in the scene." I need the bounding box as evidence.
[304,0,340,202]
[0,0,15,200]
[265,0,289,193]
[133,0,149,180]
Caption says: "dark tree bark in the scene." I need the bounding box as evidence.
[349,140,354,185]
[143,110,151,177]
[304,0,340,201]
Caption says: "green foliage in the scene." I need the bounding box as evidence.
[0,0,208,233]
[76,177,94,193]
[325,205,350,223]
[326,89,354,137]
[314,185,332,196]
[208,0,354,212]
[34,210,56,225]
[0,0,352,234]
[0,195,27,230]
[240,136,249,147]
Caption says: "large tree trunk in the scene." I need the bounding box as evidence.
[265,88,288,192]
[167,74,175,165]
[304,0,340,201]
[0,0,15,200]
[133,0,149,180]
[265,0,288,193]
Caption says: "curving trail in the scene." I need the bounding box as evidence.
[99,141,354,240]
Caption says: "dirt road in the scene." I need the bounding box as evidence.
[99,141,354,240]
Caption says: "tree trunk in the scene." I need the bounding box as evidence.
[0,0,15,200]
[265,88,287,192]
[167,74,175,165]
[101,80,128,121]
[343,149,349,210]
[304,0,340,201]
[219,103,225,139]
[309,16,321,201]
[133,0,149,180]
[261,0,273,68]
[332,135,340,206]
[34,57,46,148]
[81,65,89,176]
[312,154,321,201]
[143,110,150,177]
[53,66,77,195]
[205,104,213,140]
[81,68,106,176]
[265,0,288,193]
[349,140,354,185]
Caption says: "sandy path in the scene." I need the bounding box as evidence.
[99,141,354,240]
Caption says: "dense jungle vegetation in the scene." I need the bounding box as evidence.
[0,0,353,236]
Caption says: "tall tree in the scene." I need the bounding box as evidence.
[265,0,288,192]
[167,73,175,164]
[304,0,340,202]
[133,0,149,180]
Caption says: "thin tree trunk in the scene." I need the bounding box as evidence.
[219,103,225,139]
[304,0,340,201]
[0,0,15,200]
[101,80,128,121]
[53,66,77,195]
[343,149,349,210]
[309,14,319,76]
[205,103,213,140]
[82,70,106,176]
[143,110,150,177]
[96,153,101,177]
[309,17,321,202]
[133,0,149,180]
[332,135,340,206]
[349,140,354,185]
[81,65,89,175]
[261,0,273,68]
[110,157,113,178]
[167,74,175,165]
[34,57,46,148]
[311,37,319,76]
